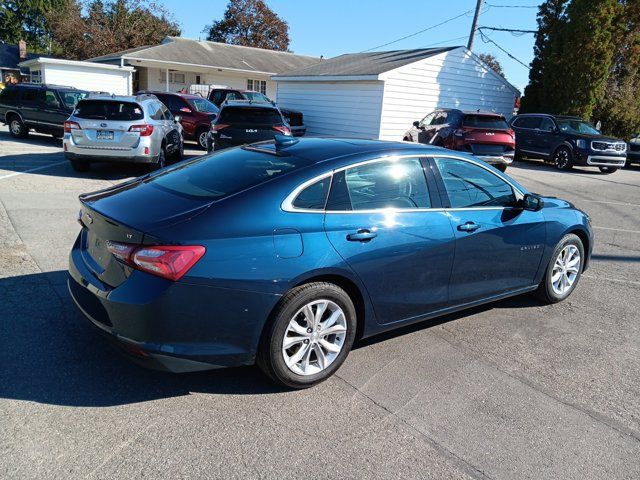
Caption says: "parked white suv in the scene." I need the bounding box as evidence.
[63,94,184,172]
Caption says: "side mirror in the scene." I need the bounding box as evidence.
[413,121,420,128]
[174,115,182,123]
[521,193,543,212]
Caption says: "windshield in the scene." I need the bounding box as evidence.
[557,119,600,135]
[463,115,509,129]
[188,98,219,114]
[59,90,88,109]
[74,100,144,120]
[243,91,272,103]
[148,148,300,200]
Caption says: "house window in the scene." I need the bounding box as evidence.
[195,75,201,84]
[30,69,42,83]
[160,71,186,84]
[247,79,267,94]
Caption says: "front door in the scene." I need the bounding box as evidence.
[432,156,546,304]
[324,157,455,325]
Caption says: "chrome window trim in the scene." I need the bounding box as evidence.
[281,153,524,214]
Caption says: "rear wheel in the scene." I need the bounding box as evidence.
[536,234,584,304]
[495,163,508,173]
[553,146,573,171]
[197,128,209,150]
[257,282,357,389]
[70,159,89,172]
[598,166,618,174]
[9,116,28,138]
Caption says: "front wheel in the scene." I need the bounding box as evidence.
[197,129,209,150]
[9,117,28,138]
[553,146,573,171]
[257,282,357,389]
[536,234,584,304]
[598,166,618,174]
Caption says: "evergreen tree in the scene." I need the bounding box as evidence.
[0,0,65,53]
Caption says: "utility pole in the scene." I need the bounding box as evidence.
[467,0,483,51]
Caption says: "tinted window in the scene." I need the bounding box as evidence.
[463,115,509,129]
[210,90,225,105]
[188,98,218,113]
[432,111,448,125]
[165,96,187,112]
[539,117,556,132]
[556,119,600,135]
[292,177,331,210]
[512,116,541,129]
[149,148,301,200]
[435,157,516,208]
[333,158,431,211]
[0,87,19,103]
[21,89,38,103]
[219,106,282,124]
[40,89,60,107]
[74,100,144,120]
[419,111,437,127]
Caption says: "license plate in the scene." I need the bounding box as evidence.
[96,130,114,140]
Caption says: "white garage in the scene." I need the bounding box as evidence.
[273,47,520,141]
[18,58,134,95]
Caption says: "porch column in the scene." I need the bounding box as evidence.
[166,68,169,92]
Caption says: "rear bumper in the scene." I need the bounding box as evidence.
[65,152,158,164]
[63,133,158,163]
[477,154,514,166]
[68,234,280,372]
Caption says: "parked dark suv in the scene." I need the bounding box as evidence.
[139,91,218,149]
[510,114,627,173]
[207,101,291,152]
[403,109,516,172]
[208,88,306,137]
[0,83,88,139]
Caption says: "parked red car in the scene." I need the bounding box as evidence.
[139,91,219,149]
[403,109,515,171]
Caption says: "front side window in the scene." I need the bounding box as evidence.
[434,157,516,208]
[539,117,556,132]
[556,119,600,135]
[329,158,431,211]
[419,111,437,127]
[292,177,331,210]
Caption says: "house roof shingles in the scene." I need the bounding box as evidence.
[90,37,320,74]
[0,43,39,70]
[273,47,460,78]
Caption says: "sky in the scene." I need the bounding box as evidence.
[160,0,541,92]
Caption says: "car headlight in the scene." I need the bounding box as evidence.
[576,139,586,149]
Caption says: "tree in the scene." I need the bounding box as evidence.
[204,0,290,51]
[46,0,181,60]
[478,53,505,78]
[0,0,66,53]
[520,0,569,113]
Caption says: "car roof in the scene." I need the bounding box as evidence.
[140,90,204,101]
[82,93,156,103]
[8,83,78,90]
[515,113,582,121]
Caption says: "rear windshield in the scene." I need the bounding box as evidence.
[219,106,282,124]
[188,97,219,114]
[59,90,88,109]
[148,148,300,200]
[74,100,144,121]
[463,115,509,129]
[243,91,272,103]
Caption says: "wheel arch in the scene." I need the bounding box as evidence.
[4,109,24,124]
[566,226,590,271]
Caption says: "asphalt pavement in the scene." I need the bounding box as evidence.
[1,126,639,479]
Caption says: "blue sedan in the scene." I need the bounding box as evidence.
[68,138,593,388]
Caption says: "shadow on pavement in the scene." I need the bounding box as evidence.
[0,130,62,148]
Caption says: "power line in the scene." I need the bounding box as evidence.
[478,30,530,69]
[423,35,469,48]
[478,26,536,35]
[360,8,476,53]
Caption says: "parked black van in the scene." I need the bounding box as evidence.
[510,114,627,174]
[0,83,88,139]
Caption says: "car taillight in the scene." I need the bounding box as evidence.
[106,242,205,281]
[212,123,229,132]
[273,125,291,136]
[507,128,515,139]
[128,124,154,136]
[64,121,81,133]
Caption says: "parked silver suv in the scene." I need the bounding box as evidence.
[63,94,183,172]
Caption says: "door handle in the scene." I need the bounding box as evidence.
[457,222,480,232]
[346,229,377,242]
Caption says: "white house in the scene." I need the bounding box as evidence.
[272,47,520,141]
[90,37,320,99]
[17,57,134,95]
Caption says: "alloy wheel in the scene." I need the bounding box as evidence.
[10,120,21,135]
[281,299,347,376]
[199,131,208,149]
[551,245,581,295]
[554,148,570,169]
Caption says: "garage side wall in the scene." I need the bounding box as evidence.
[42,64,131,95]
[378,48,519,141]
[275,80,384,138]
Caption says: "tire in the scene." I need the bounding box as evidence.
[197,128,209,150]
[173,140,184,162]
[536,233,584,304]
[514,149,522,161]
[70,159,89,172]
[8,116,28,138]
[553,145,573,171]
[257,282,357,389]
[153,147,167,171]
[495,163,507,173]
[598,166,618,174]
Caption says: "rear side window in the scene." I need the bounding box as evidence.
[219,106,282,124]
[149,148,302,200]
[292,177,331,210]
[512,116,541,129]
[21,89,38,103]
[462,115,509,129]
[328,158,431,211]
[0,87,18,102]
[74,100,144,121]
[434,157,516,208]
